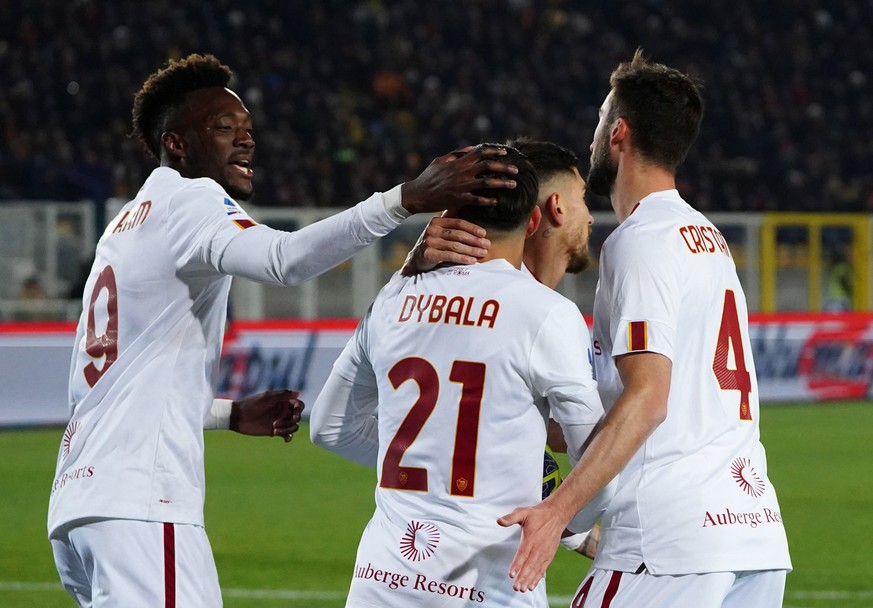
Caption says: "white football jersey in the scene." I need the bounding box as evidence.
[334,260,602,607]
[592,190,791,574]
[48,167,402,535]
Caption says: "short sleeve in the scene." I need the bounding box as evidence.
[530,301,603,425]
[607,229,680,361]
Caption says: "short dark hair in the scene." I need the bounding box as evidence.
[608,49,704,172]
[132,54,233,159]
[506,138,579,185]
[456,144,538,232]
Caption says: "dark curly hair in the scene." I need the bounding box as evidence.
[131,54,233,159]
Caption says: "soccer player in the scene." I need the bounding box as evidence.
[309,144,604,607]
[498,50,792,606]
[47,54,518,606]
[402,138,610,557]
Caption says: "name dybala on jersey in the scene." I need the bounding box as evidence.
[591,189,791,575]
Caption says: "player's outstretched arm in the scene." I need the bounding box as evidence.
[400,145,518,214]
[230,389,304,443]
[400,214,490,276]
[216,146,512,287]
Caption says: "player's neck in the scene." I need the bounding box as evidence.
[523,246,563,289]
[611,159,676,223]
[483,235,526,270]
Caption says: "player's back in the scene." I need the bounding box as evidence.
[345,259,598,607]
[592,190,791,574]
[368,260,582,522]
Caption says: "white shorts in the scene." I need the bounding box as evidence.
[50,518,222,607]
[570,567,787,608]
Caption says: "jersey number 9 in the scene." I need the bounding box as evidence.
[84,265,119,388]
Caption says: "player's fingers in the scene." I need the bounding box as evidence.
[434,225,489,247]
[497,508,525,528]
[477,176,517,190]
[467,145,511,161]
[423,237,488,261]
[460,191,498,206]
[476,158,519,175]
[442,145,475,161]
[514,556,546,592]
[274,423,300,444]
[506,542,533,587]
[428,216,488,239]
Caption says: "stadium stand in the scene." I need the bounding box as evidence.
[1,0,871,212]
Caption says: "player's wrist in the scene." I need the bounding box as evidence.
[384,184,411,222]
[205,398,233,430]
[560,530,590,552]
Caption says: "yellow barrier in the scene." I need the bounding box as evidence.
[760,213,871,312]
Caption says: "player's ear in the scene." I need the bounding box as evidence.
[544,193,564,227]
[162,131,186,160]
[611,117,630,147]
[526,205,542,238]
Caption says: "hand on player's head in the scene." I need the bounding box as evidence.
[400,145,519,215]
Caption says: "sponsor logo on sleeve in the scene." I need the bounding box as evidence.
[224,197,256,229]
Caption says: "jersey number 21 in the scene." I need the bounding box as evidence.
[381,357,485,497]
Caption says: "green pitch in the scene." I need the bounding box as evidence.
[1,401,871,607]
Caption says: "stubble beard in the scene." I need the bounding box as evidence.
[587,134,617,198]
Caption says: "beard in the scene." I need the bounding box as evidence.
[563,229,592,275]
[587,132,617,197]
[565,246,592,275]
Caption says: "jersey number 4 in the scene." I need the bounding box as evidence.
[712,289,753,420]
[84,265,119,387]
[381,357,485,497]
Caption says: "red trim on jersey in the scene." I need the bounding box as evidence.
[628,321,648,351]
[602,571,623,607]
[232,218,257,230]
[571,575,594,607]
[163,523,176,608]
[629,202,641,215]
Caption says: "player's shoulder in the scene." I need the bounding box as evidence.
[143,167,230,204]
[606,190,701,256]
[509,270,583,325]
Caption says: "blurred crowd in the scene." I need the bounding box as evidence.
[1,0,872,212]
